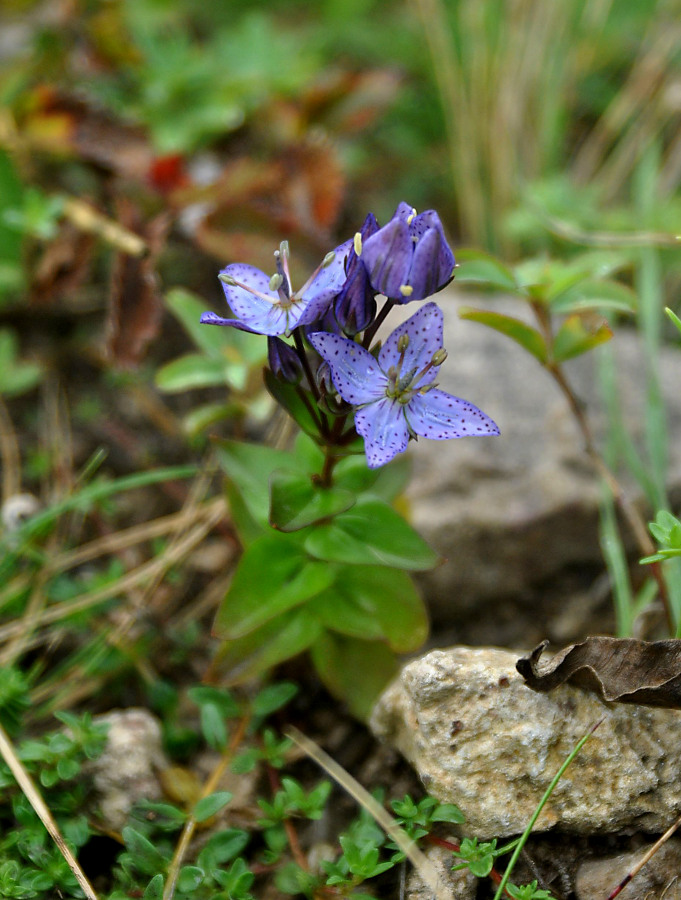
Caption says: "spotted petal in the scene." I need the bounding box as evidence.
[379,302,443,388]
[297,239,353,327]
[355,396,409,468]
[199,311,261,333]
[406,389,500,440]
[307,332,386,405]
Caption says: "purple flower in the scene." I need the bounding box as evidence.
[201,240,352,337]
[333,212,379,335]
[360,202,455,303]
[308,302,499,468]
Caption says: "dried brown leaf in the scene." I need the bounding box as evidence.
[29,222,95,307]
[105,201,169,369]
[516,637,681,709]
[23,87,153,181]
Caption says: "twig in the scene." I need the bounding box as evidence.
[285,725,441,897]
[163,714,250,900]
[0,722,100,900]
[606,813,681,900]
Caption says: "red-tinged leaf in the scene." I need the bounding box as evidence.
[106,202,170,369]
[23,87,153,181]
[551,313,613,362]
[517,637,681,708]
[459,307,548,363]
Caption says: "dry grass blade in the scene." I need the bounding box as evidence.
[0,722,100,900]
[285,725,442,897]
[63,198,147,257]
[606,814,681,900]
[0,394,21,503]
[163,714,250,900]
[0,498,227,647]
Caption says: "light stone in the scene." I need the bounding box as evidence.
[370,646,681,839]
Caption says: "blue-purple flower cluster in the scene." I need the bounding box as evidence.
[201,202,499,467]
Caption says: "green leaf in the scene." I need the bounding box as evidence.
[215,440,301,529]
[122,826,168,876]
[458,307,548,363]
[551,314,612,362]
[309,566,428,651]
[0,330,43,396]
[194,791,232,822]
[251,682,298,718]
[177,866,205,892]
[304,497,439,570]
[155,354,228,392]
[269,468,356,531]
[188,686,240,717]
[165,288,235,358]
[310,632,398,720]
[666,307,681,336]
[215,534,334,639]
[197,829,249,869]
[212,608,323,683]
[549,279,637,315]
[264,368,321,437]
[143,874,165,899]
[182,401,238,438]
[454,249,518,291]
[199,702,227,750]
[334,452,411,501]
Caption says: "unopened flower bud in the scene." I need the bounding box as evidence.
[267,336,303,385]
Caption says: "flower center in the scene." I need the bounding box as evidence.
[384,336,447,404]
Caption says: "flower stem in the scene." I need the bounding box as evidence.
[362,298,394,348]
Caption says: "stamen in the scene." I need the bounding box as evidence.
[406,208,417,225]
[431,348,447,366]
[269,273,284,291]
[219,272,280,306]
[353,232,362,256]
[297,249,338,298]
[273,245,291,301]
[399,285,413,297]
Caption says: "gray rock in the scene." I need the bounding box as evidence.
[576,839,681,900]
[89,708,167,830]
[406,842,477,900]
[370,646,681,839]
[395,290,681,643]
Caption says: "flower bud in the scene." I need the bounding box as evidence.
[333,213,380,336]
[267,336,303,385]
